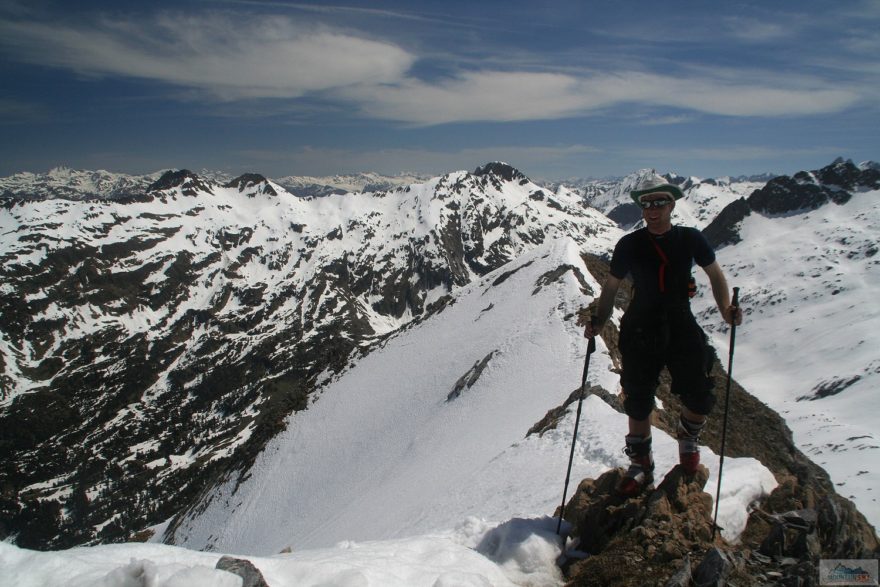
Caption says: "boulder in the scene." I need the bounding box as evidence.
[215,556,270,587]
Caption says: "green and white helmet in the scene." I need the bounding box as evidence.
[630,173,684,204]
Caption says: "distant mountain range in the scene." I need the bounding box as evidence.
[0,167,431,201]
[0,163,788,204]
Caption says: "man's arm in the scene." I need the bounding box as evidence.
[702,261,742,325]
[584,274,621,338]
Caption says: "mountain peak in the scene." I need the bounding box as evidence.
[226,173,267,187]
[47,165,75,177]
[225,173,278,196]
[473,162,527,183]
[816,158,880,191]
[148,169,214,196]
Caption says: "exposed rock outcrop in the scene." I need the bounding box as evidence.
[473,161,528,183]
[215,556,270,587]
[704,158,880,249]
[225,174,278,197]
[148,169,214,196]
[558,465,878,586]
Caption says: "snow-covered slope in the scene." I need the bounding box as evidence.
[0,529,553,587]
[693,161,880,529]
[672,177,765,230]
[169,238,774,555]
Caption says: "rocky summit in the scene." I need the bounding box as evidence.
[559,462,878,587]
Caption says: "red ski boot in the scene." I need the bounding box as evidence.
[677,415,705,474]
[617,435,654,498]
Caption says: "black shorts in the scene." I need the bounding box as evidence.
[618,309,716,420]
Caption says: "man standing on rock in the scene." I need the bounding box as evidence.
[582,173,742,497]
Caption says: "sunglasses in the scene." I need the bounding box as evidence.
[639,199,673,209]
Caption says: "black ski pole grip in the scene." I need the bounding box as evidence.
[587,317,598,353]
[732,286,740,306]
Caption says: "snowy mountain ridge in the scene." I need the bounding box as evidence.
[0,167,166,201]
[0,164,768,206]
[273,171,433,198]
[0,161,619,550]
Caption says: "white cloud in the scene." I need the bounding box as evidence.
[639,73,860,117]
[637,114,698,126]
[341,71,591,124]
[0,13,414,100]
[341,69,861,125]
[721,17,794,43]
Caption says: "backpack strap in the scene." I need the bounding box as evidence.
[646,232,669,293]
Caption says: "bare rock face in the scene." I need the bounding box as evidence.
[703,157,880,250]
[559,465,717,586]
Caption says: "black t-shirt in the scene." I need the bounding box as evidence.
[609,226,715,313]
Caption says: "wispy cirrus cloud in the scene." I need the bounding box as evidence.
[0,8,865,124]
[0,12,415,100]
[341,69,861,125]
[720,16,796,43]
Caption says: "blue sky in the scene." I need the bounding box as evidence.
[1,0,878,180]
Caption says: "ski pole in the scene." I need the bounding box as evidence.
[712,287,740,540]
[556,332,597,536]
